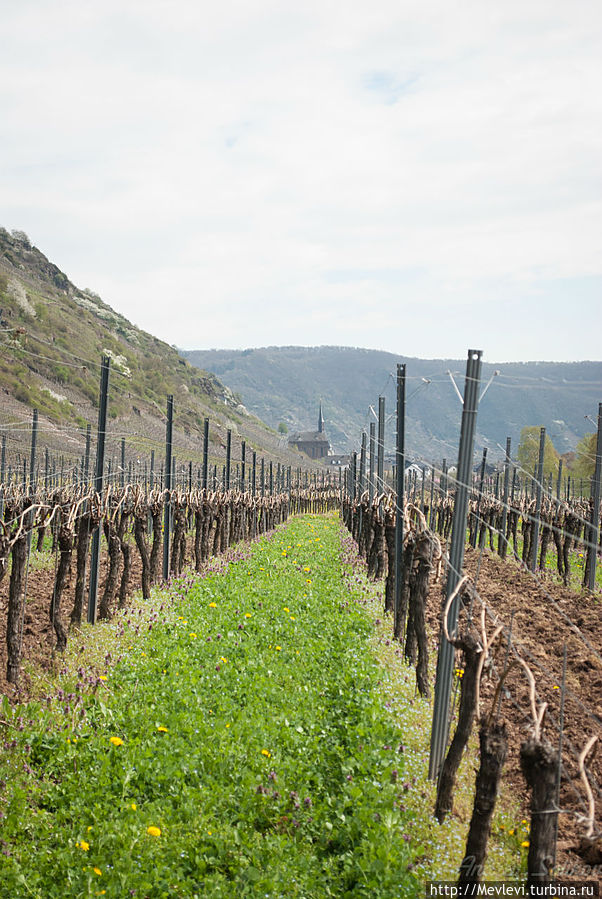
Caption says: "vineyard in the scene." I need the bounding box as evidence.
[0,348,601,895]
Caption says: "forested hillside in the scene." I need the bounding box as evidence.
[185,346,601,460]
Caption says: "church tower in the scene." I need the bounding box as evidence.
[317,403,325,434]
[288,404,330,459]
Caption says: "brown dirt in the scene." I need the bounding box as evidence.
[0,537,146,700]
[425,544,602,882]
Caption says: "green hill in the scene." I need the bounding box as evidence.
[184,345,602,463]
[0,229,302,474]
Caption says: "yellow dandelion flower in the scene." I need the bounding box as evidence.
[93,867,102,876]
[207,830,212,835]
[245,613,252,618]
[209,602,217,608]
[156,726,168,733]
[521,840,530,848]
[130,803,137,810]
[220,656,228,663]
[275,646,281,651]
[508,829,514,835]
[77,840,90,851]
[283,607,290,612]
[261,749,271,757]
[189,632,197,638]
[303,567,310,572]
[147,826,161,837]
[290,616,295,621]
[226,723,230,728]
[109,736,124,747]
[98,675,107,681]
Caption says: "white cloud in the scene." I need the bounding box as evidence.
[1,0,601,361]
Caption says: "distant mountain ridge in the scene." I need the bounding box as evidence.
[184,346,602,462]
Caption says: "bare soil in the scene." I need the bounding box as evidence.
[425,545,602,881]
[0,539,145,699]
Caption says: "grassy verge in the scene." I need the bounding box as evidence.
[337,528,527,882]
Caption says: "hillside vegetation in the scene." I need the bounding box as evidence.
[185,345,602,461]
[0,229,302,470]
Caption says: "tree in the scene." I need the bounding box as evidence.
[278,422,288,435]
[517,426,560,479]
[11,229,31,248]
[569,432,597,480]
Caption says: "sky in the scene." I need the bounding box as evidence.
[1,0,601,363]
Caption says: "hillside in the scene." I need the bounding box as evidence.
[0,229,304,474]
[184,346,602,462]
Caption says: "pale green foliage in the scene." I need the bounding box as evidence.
[517,426,560,478]
[569,431,597,479]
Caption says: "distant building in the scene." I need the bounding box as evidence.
[323,453,350,468]
[288,405,331,460]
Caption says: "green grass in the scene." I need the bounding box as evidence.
[1,515,432,898]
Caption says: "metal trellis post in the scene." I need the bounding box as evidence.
[88,356,111,624]
[394,363,406,637]
[428,349,483,781]
[162,395,174,582]
[202,418,209,490]
[377,396,385,491]
[530,427,546,572]
[586,403,602,590]
[500,437,511,559]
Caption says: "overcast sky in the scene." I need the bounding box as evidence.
[2,0,601,362]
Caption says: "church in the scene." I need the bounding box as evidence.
[287,405,331,460]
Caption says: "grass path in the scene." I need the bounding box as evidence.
[1,514,422,898]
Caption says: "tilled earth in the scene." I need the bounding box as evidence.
[425,545,602,882]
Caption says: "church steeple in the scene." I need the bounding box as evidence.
[317,403,325,434]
